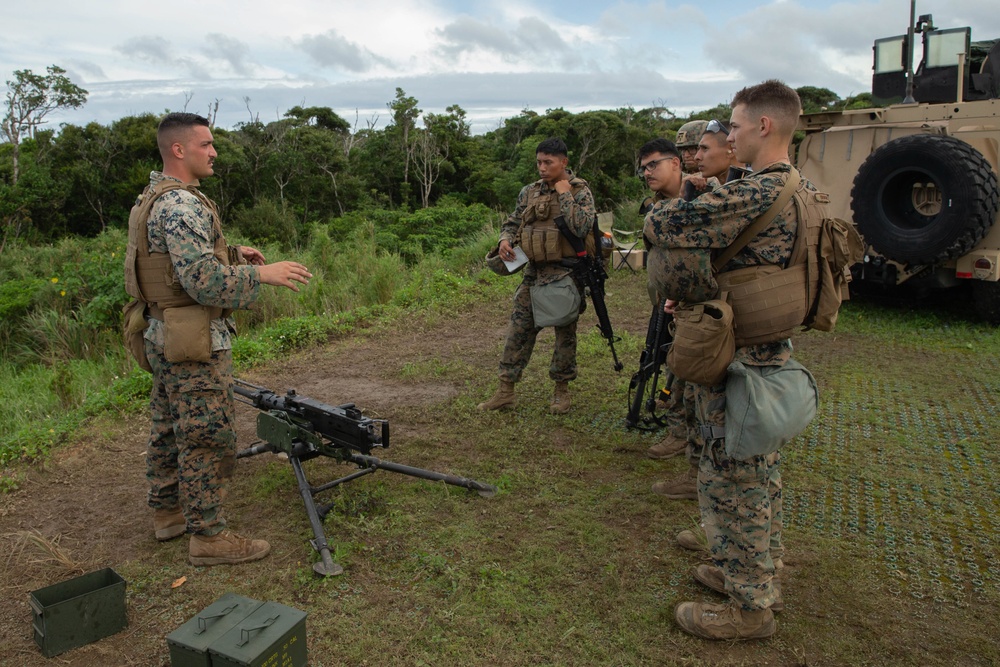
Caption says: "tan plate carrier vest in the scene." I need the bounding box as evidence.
[713,168,862,346]
[518,178,597,263]
[124,180,234,321]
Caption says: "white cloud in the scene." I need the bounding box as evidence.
[3,0,999,133]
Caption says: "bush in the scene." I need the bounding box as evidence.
[233,198,300,250]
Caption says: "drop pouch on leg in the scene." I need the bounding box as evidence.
[162,305,212,363]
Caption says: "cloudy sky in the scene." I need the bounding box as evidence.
[3,0,998,134]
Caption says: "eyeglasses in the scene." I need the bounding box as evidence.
[706,119,729,135]
[638,155,678,175]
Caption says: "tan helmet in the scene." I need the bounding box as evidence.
[674,120,709,149]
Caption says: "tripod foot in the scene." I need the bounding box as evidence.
[313,560,344,577]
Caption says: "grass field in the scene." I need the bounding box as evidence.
[1,269,998,666]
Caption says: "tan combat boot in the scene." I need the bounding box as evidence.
[477,381,516,411]
[153,507,186,542]
[647,433,687,460]
[189,530,271,566]
[676,528,712,560]
[674,601,776,640]
[651,465,698,500]
[549,381,571,414]
[693,564,784,612]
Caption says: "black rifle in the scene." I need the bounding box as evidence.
[555,215,624,372]
[234,378,497,577]
[625,299,674,430]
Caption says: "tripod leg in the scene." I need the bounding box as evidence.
[346,453,498,498]
[289,456,344,577]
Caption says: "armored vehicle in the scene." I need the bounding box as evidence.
[796,10,1000,323]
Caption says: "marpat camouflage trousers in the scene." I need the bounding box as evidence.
[694,381,784,611]
[498,282,578,383]
[145,339,236,536]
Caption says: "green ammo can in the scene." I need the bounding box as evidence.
[29,567,128,658]
[167,593,263,667]
[207,601,308,667]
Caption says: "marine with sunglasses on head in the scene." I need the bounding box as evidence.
[684,119,749,198]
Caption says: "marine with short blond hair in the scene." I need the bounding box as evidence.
[645,80,812,640]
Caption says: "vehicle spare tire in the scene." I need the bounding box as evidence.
[850,134,999,265]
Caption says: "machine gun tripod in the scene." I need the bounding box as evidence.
[234,378,497,577]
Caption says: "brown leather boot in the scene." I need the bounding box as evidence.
[651,465,697,500]
[477,381,516,411]
[549,381,571,414]
[693,564,784,612]
[153,507,186,542]
[647,434,687,460]
[189,530,271,566]
[674,601,776,640]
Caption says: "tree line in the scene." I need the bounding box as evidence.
[1,65,874,253]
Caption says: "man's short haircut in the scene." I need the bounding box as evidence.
[639,138,680,162]
[731,80,802,136]
[157,112,211,155]
[536,137,568,157]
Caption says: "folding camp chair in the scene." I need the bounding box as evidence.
[596,212,642,272]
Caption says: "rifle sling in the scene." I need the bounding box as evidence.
[711,167,800,273]
[554,215,587,257]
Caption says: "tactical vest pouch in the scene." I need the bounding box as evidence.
[667,299,735,386]
[522,225,573,264]
[530,275,581,327]
[724,358,818,460]
[717,264,809,346]
[122,299,152,373]
[163,305,212,364]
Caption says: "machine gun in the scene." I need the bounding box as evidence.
[234,378,497,577]
[555,215,624,372]
[625,299,674,430]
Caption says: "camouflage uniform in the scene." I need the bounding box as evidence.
[142,171,260,536]
[644,163,807,611]
[497,171,595,383]
[645,192,695,446]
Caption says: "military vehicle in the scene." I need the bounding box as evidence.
[796,7,1000,323]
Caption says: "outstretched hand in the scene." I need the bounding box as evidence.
[258,261,312,292]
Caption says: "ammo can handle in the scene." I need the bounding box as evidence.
[238,615,279,647]
[195,604,238,635]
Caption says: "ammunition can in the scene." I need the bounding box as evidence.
[29,567,127,658]
[208,601,308,667]
[167,593,263,667]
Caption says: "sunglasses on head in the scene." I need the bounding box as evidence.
[706,119,729,135]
